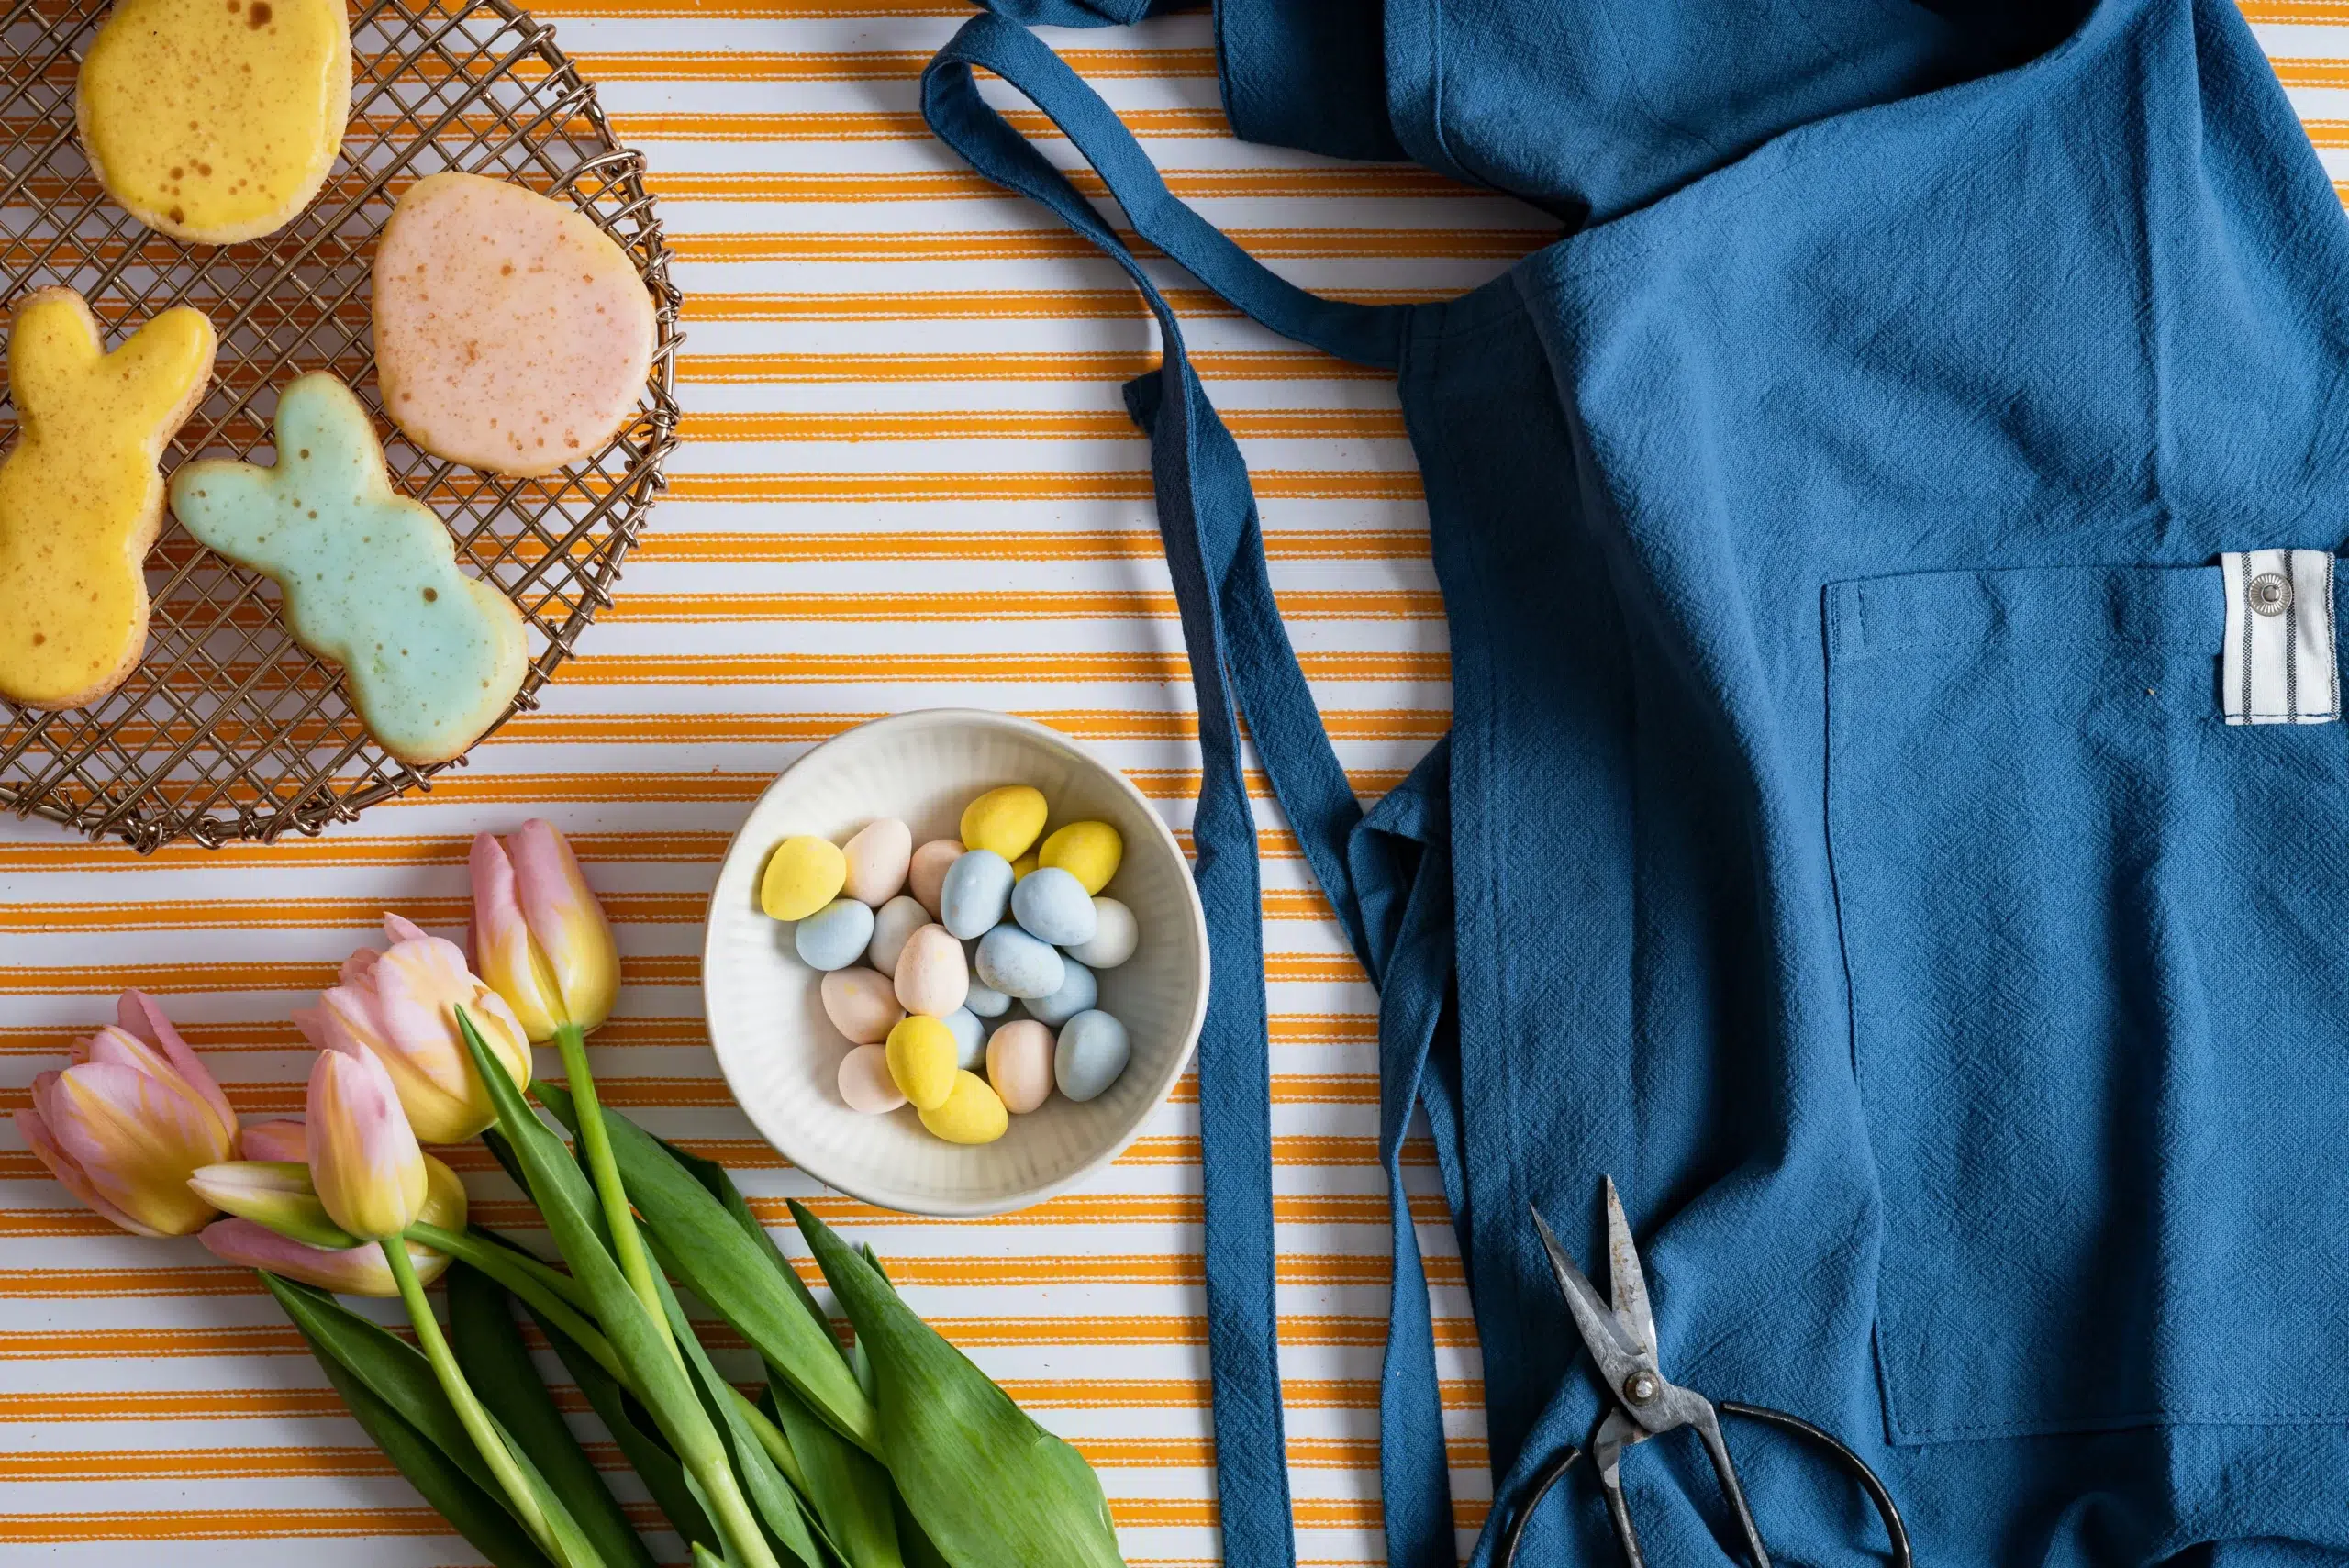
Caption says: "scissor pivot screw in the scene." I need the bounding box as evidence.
[1624,1372,1659,1405]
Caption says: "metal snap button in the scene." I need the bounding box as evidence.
[2250,572,2294,617]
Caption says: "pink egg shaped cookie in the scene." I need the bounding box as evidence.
[372,172,654,478]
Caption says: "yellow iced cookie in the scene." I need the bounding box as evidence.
[168,373,528,764]
[0,290,216,711]
[373,173,657,478]
[76,0,351,245]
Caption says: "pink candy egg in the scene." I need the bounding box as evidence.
[907,838,963,919]
[985,1019,1055,1114]
[838,1043,907,1114]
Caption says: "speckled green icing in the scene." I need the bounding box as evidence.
[168,373,527,763]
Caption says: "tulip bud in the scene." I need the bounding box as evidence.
[307,1048,428,1241]
[304,916,534,1145]
[236,1118,308,1162]
[471,820,619,1040]
[186,1161,358,1250]
[13,994,237,1238]
[198,1155,466,1296]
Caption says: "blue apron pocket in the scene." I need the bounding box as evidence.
[1825,562,2349,1443]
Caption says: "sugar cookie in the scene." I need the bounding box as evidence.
[0,290,216,711]
[168,373,527,763]
[77,0,351,246]
[373,172,657,478]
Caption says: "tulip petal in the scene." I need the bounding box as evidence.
[510,819,620,1035]
[470,830,563,1040]
[384,912,432,947]
[187,1161,359,1249]
[117,991,239,1140]
[44,1062,232,1236]
[367,938,500,1143]
[199,1218,416,1296]
[14,1103,162,1238]
[307,1050,428,1241]
[238,1118,308,1162]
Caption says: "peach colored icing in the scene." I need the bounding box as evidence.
[371,172,655,479]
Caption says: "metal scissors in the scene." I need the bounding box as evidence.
[1497,1179,1914,1568]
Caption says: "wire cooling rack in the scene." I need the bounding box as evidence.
[0,0,681,851]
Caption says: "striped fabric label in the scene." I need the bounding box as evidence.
[2221,548,2337,724]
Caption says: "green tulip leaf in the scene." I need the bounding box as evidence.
[449,1262,658,1568]
[762,1379,905,1568]
[792,1201,1127,1568]
[533,1081,878,1454]
[535,1305,718,1553]
[284,1300,556,1568]
[458,1009,780,1568]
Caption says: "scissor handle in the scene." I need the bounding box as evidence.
[1494,1403,1913,1568]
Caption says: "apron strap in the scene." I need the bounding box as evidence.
[921,18,1453,1566]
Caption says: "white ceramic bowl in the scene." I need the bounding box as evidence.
[702,709,1209,1216]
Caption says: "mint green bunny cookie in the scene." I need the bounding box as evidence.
[169,373,528,764]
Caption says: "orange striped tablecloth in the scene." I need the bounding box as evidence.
[6,3,2344,1564]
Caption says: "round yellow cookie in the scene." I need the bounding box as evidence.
[76,0,351,246]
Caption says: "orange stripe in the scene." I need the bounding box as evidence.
[622,527,1428,561]
[664,469,1426,503]
[570,47,1215,83]
[2268,57,2349,87]
[491,709,1449,749]
[600,588,1442,624]
[673,228,1552,265]
[417,1131,1434,1174]
[545,0,965,15]
[679,349,1371,384]
[683,409,1409,442]
[651,167,1472,205]
[685,288,1441,323]
[554,650,1446,685]
[621,108,1232,143]
[2239,0,2349,17]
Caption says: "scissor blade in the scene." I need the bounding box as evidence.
[1602,1176,1656,1362]
[1530,1202,1641,1372]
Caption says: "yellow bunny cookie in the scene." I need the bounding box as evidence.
[0,290,216,711]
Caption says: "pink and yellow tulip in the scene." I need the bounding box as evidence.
[471,820,619,1040]
[306,1045,428,1241]
[304,914,533,1144]
[196,1150,467,1296]
[14,992,238,1238]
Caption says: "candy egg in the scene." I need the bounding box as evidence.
[866,895,930,977]
[1011,853,1038,881]
[794,897,874,972]
[918,1071,1009,1145]
[761,835,846,922]
[837,1044,907,1114]
[960,785,1048,861]
[820,968,903,1044]
[963,975,1012,1018]
[974,922,1064,1000]
[1053,1009,1131,1103]
[1011,866,1097,948]
[907,838,963,919]
[941,1006,987,1070]
[885,1015,958,1110]
[985,1019,1055,1114]
[893,924,970,1017]
[1067,896,1139,969]
[841,817,912,906]
[940,850,1015,940]
[1039,820,1123,895]
[1024,958,1097,1028]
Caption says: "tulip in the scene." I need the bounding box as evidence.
[470,820,619,1040]
[195,1154,467,1296]
[307,1046,428,1241]
[307,915,533,1144]
[13,993,237,1237]
[236,1118,307,1162]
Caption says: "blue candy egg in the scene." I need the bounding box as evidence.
[974,922,1065,999]
[1010,866,1097,947]
[1053,1009,1131,1102]
[963,974,1013,1018]
[940,850,1015,940]
[941,1006,987,1070]
[794,897,874,972]
[1025,958,1097,1027]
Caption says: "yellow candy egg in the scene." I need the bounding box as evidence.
[1010,853,1038,881]
[1038,820,1123,895]
[885,1015,958,1111]
[959,785,1048,861]
[761,835,847,922]
[919,1071,1010,1145]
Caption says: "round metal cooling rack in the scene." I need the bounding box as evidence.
[0,0,682,851]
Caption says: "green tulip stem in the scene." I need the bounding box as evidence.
[407,1223,623,1381]
[551,1020,673,1352]
[381,1239,562,1562]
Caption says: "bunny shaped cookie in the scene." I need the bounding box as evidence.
[169,373,527,763]
[0,290,216,710]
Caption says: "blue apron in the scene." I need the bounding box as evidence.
[921,2,2349,1562]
